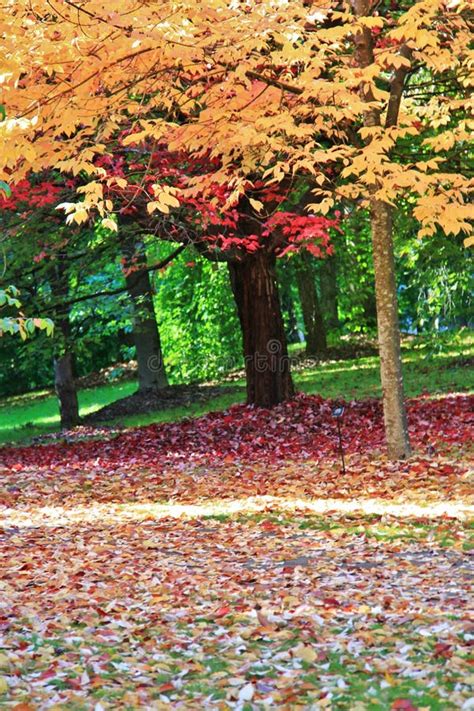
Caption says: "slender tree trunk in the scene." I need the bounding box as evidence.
[52,262,80,430]
[371,201,411,458]
[295,253,327,356]
[124,266,169,391]
[351,0,411,458]
[319,256,339,331]
[120,233,168,392]
[54,347,80,430]
[228,249,295,406]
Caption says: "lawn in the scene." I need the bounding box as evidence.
[0,332,472,445]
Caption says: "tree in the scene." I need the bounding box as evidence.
[319,257,340,333]
[0,176,179,417]
[294,253,327,357]
[0,1,472,451]
[79,146,336,406]
[119,229,169,392]
[51,258,80,429]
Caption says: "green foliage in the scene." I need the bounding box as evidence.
[396,221,472,334]
[331,209,377,334]
[152,248,242,382]
[0,285,53,339]
[331,208,472,336]
[276,258,305,344]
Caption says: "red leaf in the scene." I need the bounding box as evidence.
[391,700,418,710]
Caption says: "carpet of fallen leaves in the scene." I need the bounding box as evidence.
[0,393,473,710]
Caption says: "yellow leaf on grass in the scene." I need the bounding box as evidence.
[294,644,317,663]
[0,676,8,693]
[0,654,9,669]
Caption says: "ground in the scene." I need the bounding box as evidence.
[0,380,473,709]
[0,331,472,445]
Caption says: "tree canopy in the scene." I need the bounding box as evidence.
[0,0,472,240]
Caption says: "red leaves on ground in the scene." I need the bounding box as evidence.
[391,700,419,711]
[0,393,471,475]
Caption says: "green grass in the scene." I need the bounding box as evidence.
[298,346,473,400]
[0,381,137,445]
[0,331,472,446]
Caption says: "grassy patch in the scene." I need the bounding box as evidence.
[0,332,472,446]
[0,380,137,444]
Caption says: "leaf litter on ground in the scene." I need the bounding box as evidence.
[0,393,472,709]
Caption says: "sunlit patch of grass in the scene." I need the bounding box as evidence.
[203,512,473,548]
[0,331,472,445]
[0,380,138,444]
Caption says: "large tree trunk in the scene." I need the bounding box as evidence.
[319,256,339,331]
[124,266,168,391]
[371,201,411,458]
[295,253,327,356]
[228,249,295,406]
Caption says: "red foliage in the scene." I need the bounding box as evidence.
[262,211,338,257]
[98,145,338,257]
[0,393,471,476]
[0,179,62,211]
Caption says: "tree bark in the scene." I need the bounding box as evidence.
[54,348,80,430]
[319,256,339,331]
[120,233,168,392]
[371,201,411,458]
[51,259,80,430]
[295,253,327,356]
[351,0,411,458]
[124,265,169,392]
[228,249,295,406]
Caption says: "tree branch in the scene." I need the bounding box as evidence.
[38,243,186,316]
[386,45,413,128]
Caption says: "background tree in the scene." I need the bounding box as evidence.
[0,0,471,453]
[294,253,327,357]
